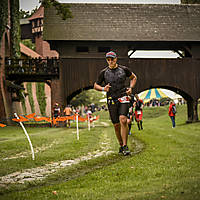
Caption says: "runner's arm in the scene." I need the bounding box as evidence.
[94,82,111,92]
[126,73,137,95]
[129,72,137,89]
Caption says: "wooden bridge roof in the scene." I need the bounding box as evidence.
[44,3,200,42]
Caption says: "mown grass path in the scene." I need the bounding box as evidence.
[0,105,199,200]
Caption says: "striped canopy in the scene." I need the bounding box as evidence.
[139,88,168,103]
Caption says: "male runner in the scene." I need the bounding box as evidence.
[63,105,73,128]
[127,95,135,135]
[94,51,137,156]
[134,94,144,130]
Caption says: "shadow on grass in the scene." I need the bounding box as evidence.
[177,120,200,127]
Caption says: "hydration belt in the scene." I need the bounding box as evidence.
[107,96,130,105]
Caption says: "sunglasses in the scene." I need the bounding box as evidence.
[106,57,116,61]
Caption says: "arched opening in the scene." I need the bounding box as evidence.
[66,87,107,114]
[138,87,188,107]
[66,86,93,104]
[137,86,198,122]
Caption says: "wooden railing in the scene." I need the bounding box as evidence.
[5,57,59,82]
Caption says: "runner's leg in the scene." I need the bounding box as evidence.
[137,121,140,130]
[140,120,143,130]
[119,115,128,146]
[108,103,123,146]
[114,123,123,146]
[119,103,129,146]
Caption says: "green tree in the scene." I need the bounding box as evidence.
[19,9,31,19]
[41,0,72,20]
[71,90,91,108]
[0,0,8,41]
[10,0,21,58]
[181,0,200,3]
[70,89,106,107]
[19,7,38,19]
[21,39,36,50]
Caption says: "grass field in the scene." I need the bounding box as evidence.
[0,104,199,200]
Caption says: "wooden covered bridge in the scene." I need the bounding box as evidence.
[43,3,200,122]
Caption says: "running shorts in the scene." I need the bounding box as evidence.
[108,101,130,124]
[135,110,143,121]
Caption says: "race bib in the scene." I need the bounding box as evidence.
[118,96,130,103]
[137,110,141,115]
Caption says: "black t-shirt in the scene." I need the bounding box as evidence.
[96,65,132,99]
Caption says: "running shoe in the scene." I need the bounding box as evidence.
[122,145,131,156]
[119,146,123,154]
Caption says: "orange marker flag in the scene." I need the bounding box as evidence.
[52,117,57,125]
[12,115,29,122]
[43,117,52,123]
[78,116,87,122]
[0,123,6,127]
[56,117,68,122]
[26,113,36,119]
[34,117,45,121]
[33,117,52,123]
[65,115,75,120]
[94,115,100,121]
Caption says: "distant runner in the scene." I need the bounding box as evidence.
[127,94,135,135]
[134,94,144,131]
[168,101,176,128]
[63,105,74,128]
[52,103,61,127]
[94,51,137,156]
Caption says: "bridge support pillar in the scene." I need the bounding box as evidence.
[187,99,199,123]
[51,79,64,115]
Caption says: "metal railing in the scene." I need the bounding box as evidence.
[5,57,59,81]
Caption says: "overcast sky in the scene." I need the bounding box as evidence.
[20,0,180,11]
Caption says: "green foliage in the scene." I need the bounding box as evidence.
[26,83,35,113]
[70,89,105,107]
[42,0,72,20]
[21,96,27,114]
[181,0,200,3]
[70,90,91,107]
[19,9,32,19]
[10,0,20,58]
[19,7,38,19]
[0,0,8,41]
[21,39,36,51]
[36,82,46,116]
